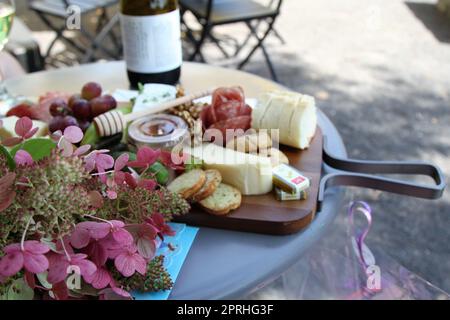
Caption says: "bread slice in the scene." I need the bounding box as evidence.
[191,169,222,203]
[167,169,206,199]
[199,183,242,216]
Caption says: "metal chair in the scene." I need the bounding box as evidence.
[29,0,120,63]
[180,0,284,81]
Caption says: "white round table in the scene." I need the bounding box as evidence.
[5,61,347,299]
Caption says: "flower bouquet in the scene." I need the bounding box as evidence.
[0,117,190,300]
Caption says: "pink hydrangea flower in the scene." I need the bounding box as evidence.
[114,243,147,277]
[84,150,114,175]
[146,213,175,238]
[0,241,50,277]
[70,220,134,256]
[126,223,158,260]
[0,172,16,212]
[1,117,39,147]
[127,147,160,168]
[57,126,84,157]
[14,150,34,166]
[47,252,97,285]
[159,150,189,171]
[84,266,113,290]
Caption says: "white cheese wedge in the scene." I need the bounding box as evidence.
[0,116,48,140]
[252,90,317,149]
[188,143,273,195]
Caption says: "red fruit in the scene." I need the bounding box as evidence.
[49,116,66,133]
[78,120,91,133]
[49,99,70,117]
[81,82,102,101]
[6,102,37,119]
[90,95,117,117]
[49,116,79,133]
[71,98,91,120]
[68,94,81,109]
[62,115,79,129]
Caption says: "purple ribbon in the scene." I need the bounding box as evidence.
[348,201,373,269]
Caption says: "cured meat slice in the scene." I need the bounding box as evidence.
[201,87,252,145]
[208,115,252,141]
[210,87,245,122]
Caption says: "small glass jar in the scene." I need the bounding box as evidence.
[127,114,189,152]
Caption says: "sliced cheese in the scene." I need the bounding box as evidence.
[187,143,273,195]
[252,90,317,150]
[0,116,49,140]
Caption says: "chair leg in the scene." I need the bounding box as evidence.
[82,13,121,63]
[238,19,279,81]
[188,24,210,62]
[207,32,230,59]
[36,11,87,58]
[259,42,278,82]
[79,26,119,61]
[234,21,285,58]
[272,28,286,45]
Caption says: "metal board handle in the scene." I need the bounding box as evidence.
[318,137,446,210]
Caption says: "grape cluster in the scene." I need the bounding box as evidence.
[49,82,117,133]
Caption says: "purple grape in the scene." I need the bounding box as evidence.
[68,94,81,109]
[78,120,91,133]
[71,98,92,120]
[90,95,117,117]
[81,82,102,101]
[49,100,70,117]
[49,116,66,133]
[62,116,79,130]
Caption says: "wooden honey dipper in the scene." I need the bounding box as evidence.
[93,88,214,137]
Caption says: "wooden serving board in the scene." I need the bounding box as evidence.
[175,129,323,235]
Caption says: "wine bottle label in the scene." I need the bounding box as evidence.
[120,10,182,74]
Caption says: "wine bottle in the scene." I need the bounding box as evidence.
[120,0,182,88]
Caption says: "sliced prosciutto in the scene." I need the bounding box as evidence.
[200,87,252,144]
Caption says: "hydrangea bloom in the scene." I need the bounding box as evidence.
[0,241,50,277]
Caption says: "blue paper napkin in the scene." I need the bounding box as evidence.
[133,223,199,300]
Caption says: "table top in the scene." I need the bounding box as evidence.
[5,61,348,299]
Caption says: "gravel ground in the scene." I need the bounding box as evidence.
[14,0,450,297]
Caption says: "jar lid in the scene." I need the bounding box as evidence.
[128,114,189,150]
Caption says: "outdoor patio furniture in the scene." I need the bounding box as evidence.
[29,0,120,63]
[180,0,284,81]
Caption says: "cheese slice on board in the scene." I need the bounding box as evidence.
[188,143,273,195]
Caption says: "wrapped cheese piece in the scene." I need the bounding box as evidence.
[252,90,317,149]
[188,143,273,195]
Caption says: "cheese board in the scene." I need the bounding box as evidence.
[174,128,323,235]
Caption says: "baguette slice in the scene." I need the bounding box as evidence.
[199,183,242,216]
[167,169,206,199]
[191,169,222,203]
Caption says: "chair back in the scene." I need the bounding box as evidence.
[193,0,283,20]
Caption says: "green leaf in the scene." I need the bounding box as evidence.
[0,145,16,170]
[81,123,99,147]
[10,138,56,162]
[6,278,34,300]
